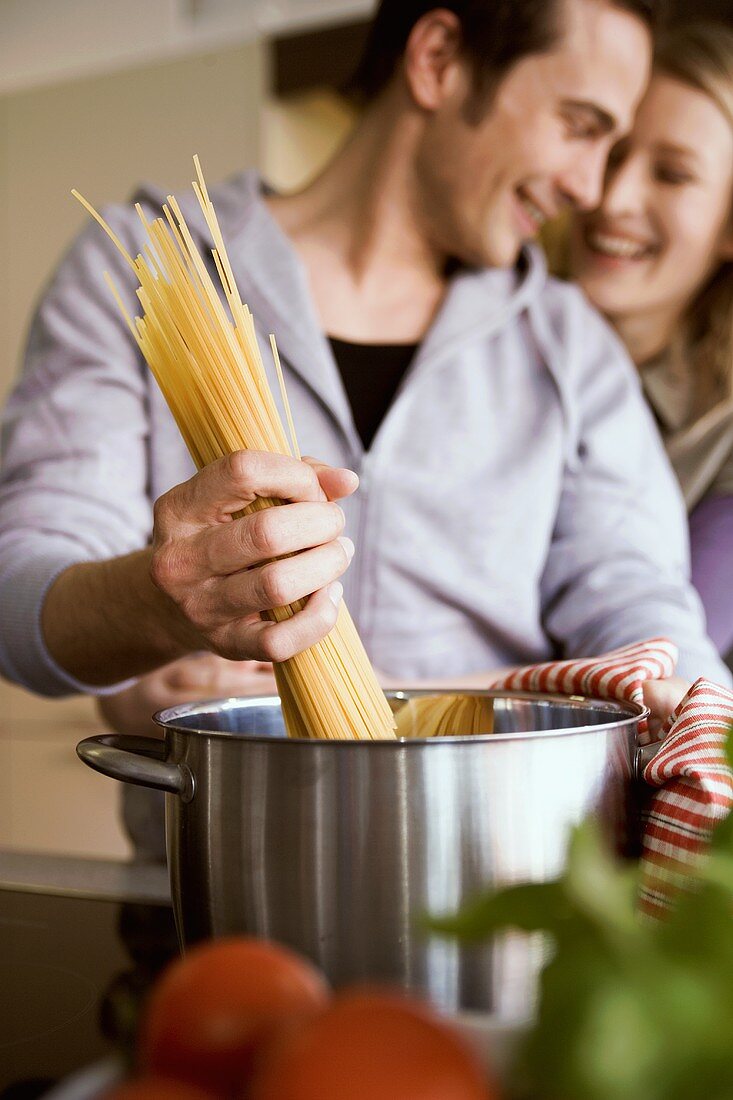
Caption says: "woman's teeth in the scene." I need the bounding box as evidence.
[587,231,650,259]
[520,195,547,228]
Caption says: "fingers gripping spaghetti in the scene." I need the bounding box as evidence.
[74,157,492,742]
[74,157,395,741]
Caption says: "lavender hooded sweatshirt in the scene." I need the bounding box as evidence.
[0,171,729,694]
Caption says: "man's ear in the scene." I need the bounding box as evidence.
[402,9,464,112]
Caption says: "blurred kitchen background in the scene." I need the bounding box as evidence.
[0,0,731,862]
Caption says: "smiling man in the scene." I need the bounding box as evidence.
[0,0,729,755]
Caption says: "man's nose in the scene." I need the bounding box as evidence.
[601,156,647,218]
[556,146,609,212]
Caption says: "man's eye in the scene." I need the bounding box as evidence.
[564,119,597,140]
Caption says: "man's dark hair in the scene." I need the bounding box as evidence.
[349,0,664,104]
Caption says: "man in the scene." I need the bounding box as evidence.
[1,0,727,725]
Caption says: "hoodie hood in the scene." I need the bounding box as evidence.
[133,168,549,353]
[132,169,552,448]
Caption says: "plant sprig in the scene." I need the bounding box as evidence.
[427,731,733,1100]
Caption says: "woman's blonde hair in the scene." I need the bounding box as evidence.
[544,21,733,413]
[656,22,733,411]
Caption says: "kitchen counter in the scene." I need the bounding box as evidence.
[0,848,170,903]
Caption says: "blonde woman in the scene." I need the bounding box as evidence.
[566,21,733,653]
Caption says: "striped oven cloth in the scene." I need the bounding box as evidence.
[486,638,733,917]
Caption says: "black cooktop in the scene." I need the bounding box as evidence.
[0,886,178,1098]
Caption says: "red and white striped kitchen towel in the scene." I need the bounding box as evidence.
[486,638,733,917]
[638,677,733,917]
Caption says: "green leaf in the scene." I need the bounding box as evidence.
[422,730,733,1100]
[693,850,733,895]
[564,823,640,938]
[423,879,569,942]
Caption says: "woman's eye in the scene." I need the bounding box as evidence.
[655,165,694,185]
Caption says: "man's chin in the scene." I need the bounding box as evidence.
[481,238,525,271]
[451,225,525,271]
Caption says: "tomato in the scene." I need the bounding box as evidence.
[102,1078,218,1100]
[139,937,329,1095]
[248,985,499,1100]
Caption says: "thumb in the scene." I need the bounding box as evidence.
[303,457,359,502]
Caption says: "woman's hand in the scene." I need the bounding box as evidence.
[100,662,690,741]
[378,670,692,742]
[642,675,690,739]
[97,653,276,737]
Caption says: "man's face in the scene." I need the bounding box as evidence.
[414,0,652,268]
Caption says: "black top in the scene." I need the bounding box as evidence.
[329,336,418,450]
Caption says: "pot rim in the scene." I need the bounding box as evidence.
[154,689,650,745]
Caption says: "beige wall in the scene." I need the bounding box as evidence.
[0,39,265,859]
[0,97,9,404]
[262,89,357,193]
[0,39,265,404]
[0,44,355,860]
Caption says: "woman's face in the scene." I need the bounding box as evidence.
[572,73,733,330]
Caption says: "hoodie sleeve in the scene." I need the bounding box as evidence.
[0,207,151,696]
[537,287,730,686]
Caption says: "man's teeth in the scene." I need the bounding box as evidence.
[520,195,547,227]
[588,232,649,259]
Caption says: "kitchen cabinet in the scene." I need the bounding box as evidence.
[0,0,374,95]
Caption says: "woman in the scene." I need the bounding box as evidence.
[565,21,733,655]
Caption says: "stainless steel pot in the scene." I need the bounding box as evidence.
[77,690,649,1018]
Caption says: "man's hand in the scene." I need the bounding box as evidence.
[42,452,358,686]
[150,451,357,663]
[98,653,277,737]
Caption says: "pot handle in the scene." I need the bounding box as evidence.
[76,735,195,802]
[634,740,663,781]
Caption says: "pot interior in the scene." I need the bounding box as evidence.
[155,691,646,743]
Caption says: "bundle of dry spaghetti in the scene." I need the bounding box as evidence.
[73,156,492,742]
[394,693,494,738]
[73,157,395,741]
